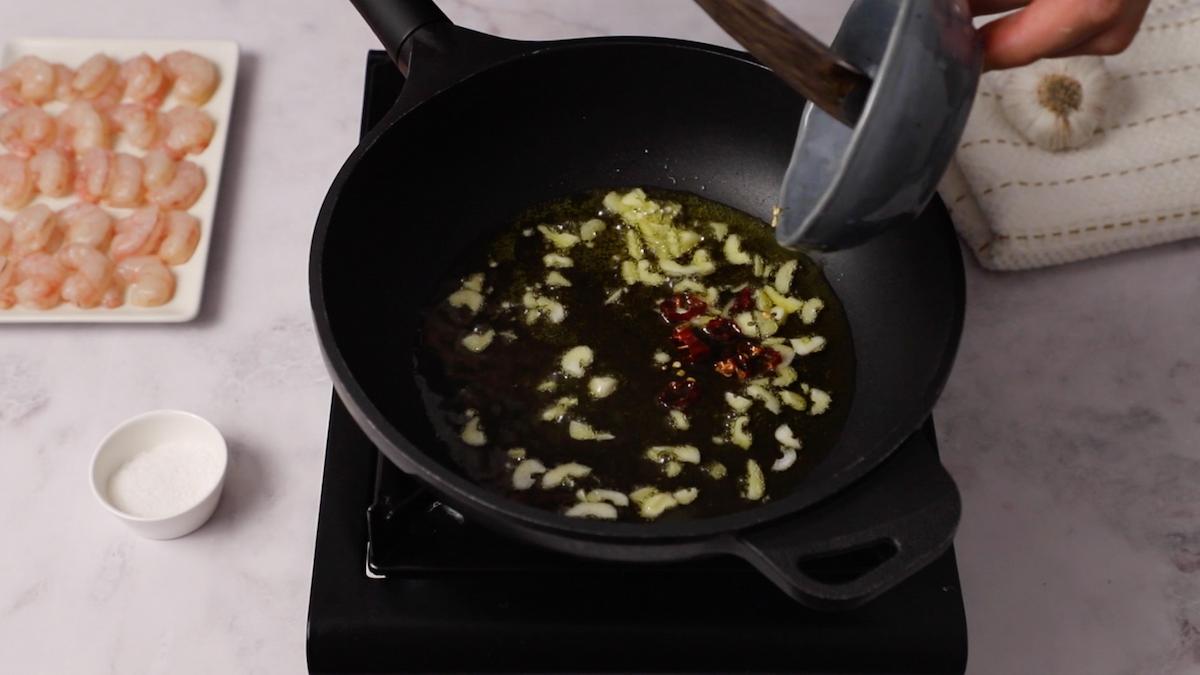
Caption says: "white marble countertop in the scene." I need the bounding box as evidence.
[1,1,1197,673]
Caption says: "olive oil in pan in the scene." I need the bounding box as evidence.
[416,188,854,522]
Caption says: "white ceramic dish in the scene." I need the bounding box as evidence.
[0,37,239,322]
[90,409,228,539]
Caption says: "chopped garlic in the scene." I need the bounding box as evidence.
[791,335,826,355]
[604,288,625,305]
[664,460,683,477]
[673,487,699,505]
[774,260,798,293]
[774,424,801,450]
[745,384,781,414]
[800,298,824,325]
[605,189,699,261]
[659,249,716,276]
[733,311,759,338]
[522,291,566,324]
[565,502,618,519]
[461,273,484,292]
[545,271,572,287]
[762,286,804,315]
[668,409,690,430]
[809,387,831,415]
[673,279,707,295]
[461,329,495,353]
[743,459,765,500]
[540,397,577,422]
[448,289,484,314]
[653,351,670,365]
[620,260,639,285]
[772,448,797,472]
[647,445,701,464]
[637,491,679,519]
[498,330,518,342]
[756,315,779,338]
[724,234,751,264]
[635,259,666,285]
[537,225,581,249]
[630,486,657,503]
[512,458,546,490]
[588,375,618,399]
[626,230,645,260]
[507,447,527,460]
[578,489,629,507]
[725,392,753,413]
[561,345,594,378]
[780,390,807,411]
[536,379,558,393]
[543,253,574,268]
[580,218,607,241]
[541,462,592,489]
[705,461,728,479]
[752,254,764,277]
[568,420,615,441]
[460,412,486,447]
[709,221,729,240]
[730,416,752,449]
[772,365,797,388]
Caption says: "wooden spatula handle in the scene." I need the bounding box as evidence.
[695,0,871,126]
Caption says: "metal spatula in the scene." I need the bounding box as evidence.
[697,0,981,250]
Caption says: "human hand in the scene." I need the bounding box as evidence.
[973,0,1152,70]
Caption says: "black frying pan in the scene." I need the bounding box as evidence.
[310,0,965,608]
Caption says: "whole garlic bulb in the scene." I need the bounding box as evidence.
[999,56,1111,152]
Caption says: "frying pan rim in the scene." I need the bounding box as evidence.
[310,32,966,542]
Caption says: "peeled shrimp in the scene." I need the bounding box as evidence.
[72,54,119,100]
[101,281,124,308]
[13,251,66,308]
[146,160,204,210]
[57,243,113,308]
[29,148,73,197]
[74,147,113,203]
[110,103,160,149]
[11,203,60,256]
[0,217,10,254]
[116,255,174,306]
[52,64,76,103]
[159,211,200,265]
[109,206,165,262]
[58,100,111,154]
[120,54,168,107]
[0,106,57,158]
[0,254,15,308]
[106,153,144,207]
[160,51,218,106]
[59,202,114,249]
[0,55,57,106]
[160,106,214,157]
[141,149,175,190]
[0,155,35,209]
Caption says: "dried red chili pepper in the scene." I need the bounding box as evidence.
[703,317,741,344]
[659,292,708,323]
[729,287,756,313]
[658,378,701,410]
[670,323,712,364]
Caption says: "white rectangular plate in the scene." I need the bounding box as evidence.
[0,37,239,322]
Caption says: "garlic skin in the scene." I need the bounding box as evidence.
[999,56,1111,152]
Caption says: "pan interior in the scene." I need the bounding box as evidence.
[316,41,963,536]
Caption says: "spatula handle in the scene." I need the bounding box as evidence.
[695,0,871,126]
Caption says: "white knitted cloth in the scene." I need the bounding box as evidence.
[939,0,1200,270]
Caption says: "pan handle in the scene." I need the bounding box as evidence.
[351,0,451,68]
[732,426,962,609]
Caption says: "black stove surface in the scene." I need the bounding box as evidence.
[306,52,968,675]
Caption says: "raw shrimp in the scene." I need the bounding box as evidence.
[160,51,218,106]
[109,206,165,261]
[58,100,111,154]
[13,251,66,308]
[101,280,124,308]
[141,148,175,190]
[158,211,200,265]
[160,106,214,157]
[0,155,34,208]
[0,106,57,158]
[109,103,160,149]
[59,202,114,249]
[71,54,119,100]
[11,203,60,255]
[28,147,73,197]
[146,160,204,210]
[74,147,113,203]
[116,255,174,306]
[52,64,76,102]
[1,55,57,106]
[105,153,144,207]
[0,217,10,254]
[0,254,15,308]
[120,54,168,107]
[58,243,113,308]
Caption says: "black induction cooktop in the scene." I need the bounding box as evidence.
[305,52,968,675]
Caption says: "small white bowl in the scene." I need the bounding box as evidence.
[90,410,228,540]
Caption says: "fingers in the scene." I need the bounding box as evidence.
[970,0,1029,16]
[978,0,1152,70]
